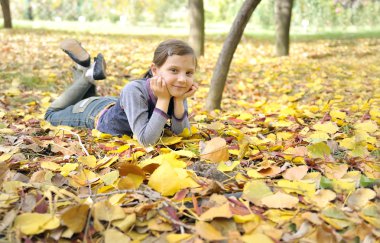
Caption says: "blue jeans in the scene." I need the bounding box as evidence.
[45,97,117,129]
[45,67,117,129]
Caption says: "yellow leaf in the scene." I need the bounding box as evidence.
[237,112,253,121]
[109,194,126,205]
[109,144,130,154]
[101,170,120,186]
[313,122,339,134]
[172,149,196,158]
[331,179,356,194]
[347,188,376,210]
[339,137,356,149]
[159,136,182,145]
[305,189,336,208]
[242,181,273,206]
[103,228,131,243]
[242,233,273,243]
[147,217,173,231]
[233,214,261,224]
[60,163,78,176]
[78,155,97,168]
[247,169,264,178]
[40,161,61,171]
[14,213,60,235]
[264,209,296,224]
[61,204,89,233]
[261,192,299,209]
[118,174,144,190]
[97,156,119,169]
[354,120,378,133]
[166,233,192,243]
[330,110,346,120]
[93,200,125,222]
[304,131,330,143]
[139,153,185,168]
[195,221,225,241]
[277,180,316,196]
[112,213,136,232]
[307,142,331,159]
[217,160,240,172]
[148,163,181,196]
[200,203,232,221]
[92,129,113,139]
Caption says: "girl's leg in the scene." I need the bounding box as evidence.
[45,97,117,129]
[49,67,93,110]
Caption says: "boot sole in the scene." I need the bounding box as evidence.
[60,39,90,67]
[93,53,107,80]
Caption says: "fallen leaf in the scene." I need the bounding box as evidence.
[200,137,229,163]
[103,228,131,243]
[61,204,89,233]
[282,165,308,180]
[14,213,60,235]
[195,221,225,241]
[347,188,376,210]
[261,192,299,209]
[200,203,232,221]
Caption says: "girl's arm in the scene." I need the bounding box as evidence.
[171,82,198,134]
[120,81,169,147]
[171,98,190,134]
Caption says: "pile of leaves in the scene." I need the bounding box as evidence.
[0,30,379,242]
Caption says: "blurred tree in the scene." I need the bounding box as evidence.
[275,0,293,56]
[189,0,205,57]
[1,0,12,28]
[206,0,261,111]
[24,0,33,20]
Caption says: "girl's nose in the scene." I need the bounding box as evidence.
[178,74,187,82]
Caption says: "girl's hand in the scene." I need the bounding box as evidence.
[178,82,199,100]
[150,76,171,101]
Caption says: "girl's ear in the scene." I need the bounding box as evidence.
[150,63,158,76]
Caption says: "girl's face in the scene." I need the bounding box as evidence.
[151,54,195,97]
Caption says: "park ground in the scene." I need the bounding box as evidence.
[0,28,379,242]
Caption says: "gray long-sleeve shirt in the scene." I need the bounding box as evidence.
[97,78,190,147]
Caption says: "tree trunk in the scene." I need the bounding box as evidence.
[1,0,12,28]
[205,0,261,111]
[24,0,33,20]
[189,0,205,57]
[275,0,293,56]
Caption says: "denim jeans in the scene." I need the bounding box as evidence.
[45,97,117,129]
[45,67,117,129]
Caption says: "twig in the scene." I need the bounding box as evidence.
[157,206,195,232]
[59,128,89,156]
[84,207,93,243]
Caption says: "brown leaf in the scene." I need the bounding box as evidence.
[200,137,229,163]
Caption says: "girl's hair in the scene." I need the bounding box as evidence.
[143,39,197,78]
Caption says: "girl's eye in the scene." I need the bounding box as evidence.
[186,72,194,77]
[170,69,178,73]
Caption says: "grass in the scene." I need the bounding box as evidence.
[3,19,380,42]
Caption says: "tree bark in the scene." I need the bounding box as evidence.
[1,0,12,28]
[205,0,261,111]
[275,0,293,56]
[24,0,33,20]
[189,0,205,57]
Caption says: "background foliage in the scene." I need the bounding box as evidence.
[3,0,380,32]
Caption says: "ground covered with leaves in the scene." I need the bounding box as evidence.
[0,30,380,242]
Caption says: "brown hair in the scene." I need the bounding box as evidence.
[143,39,197,78]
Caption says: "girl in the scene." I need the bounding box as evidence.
[45,39,198,147]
